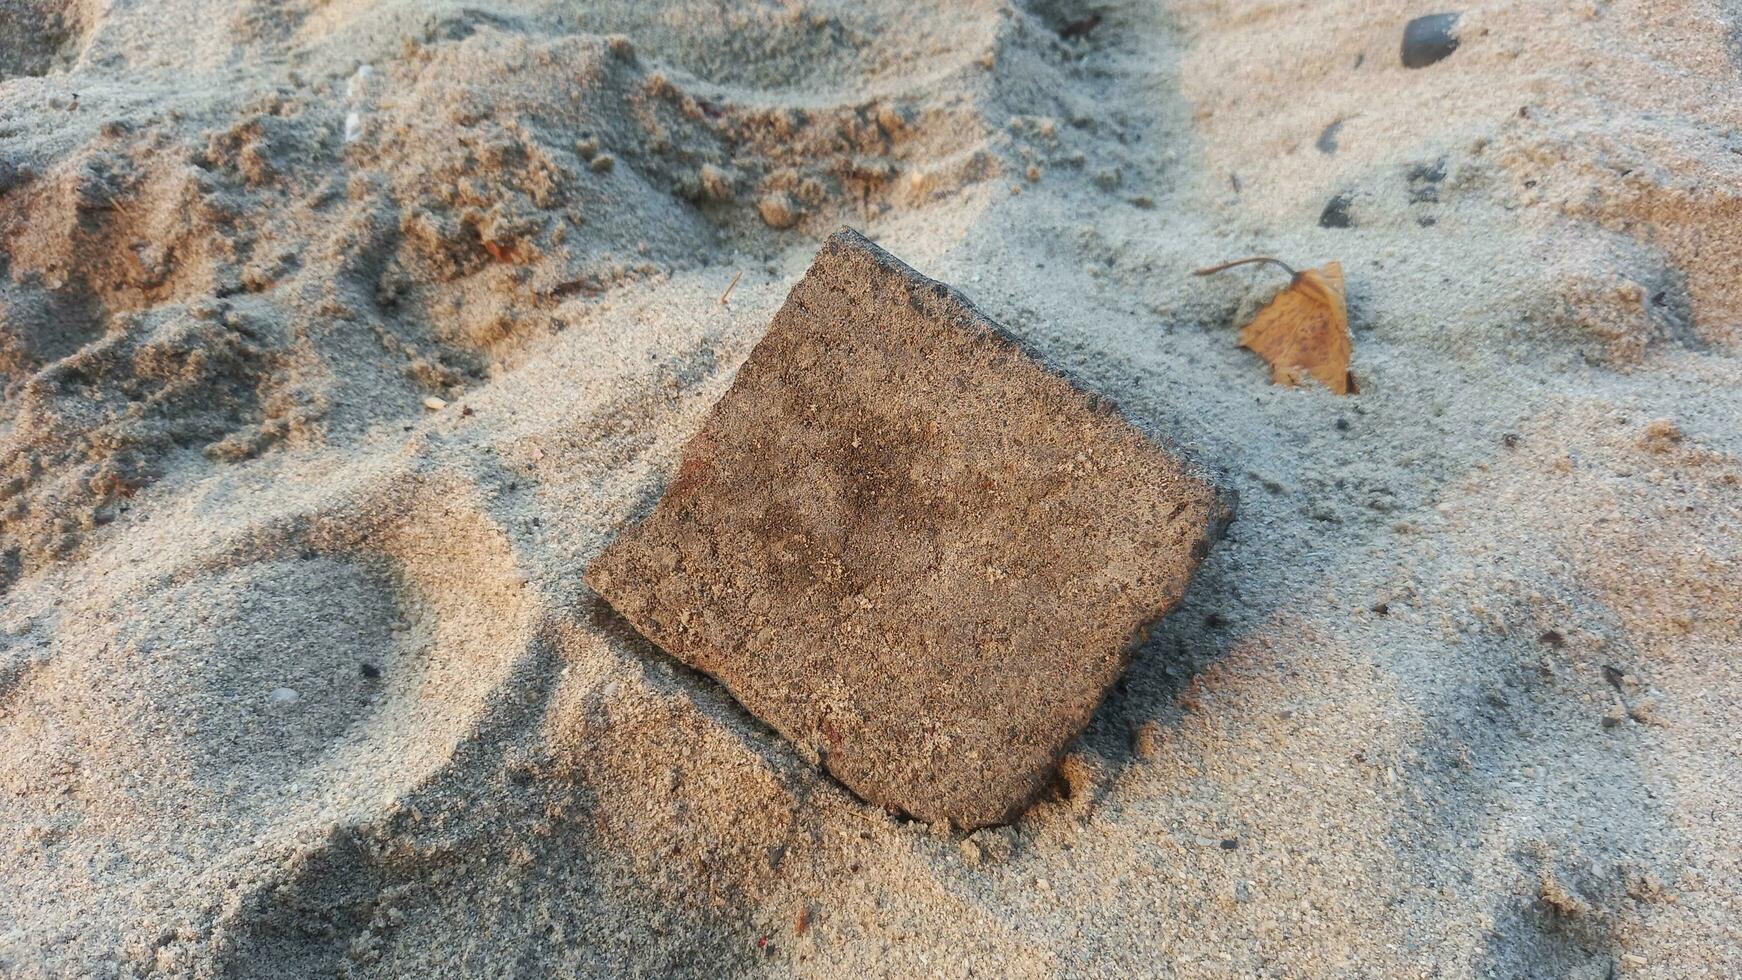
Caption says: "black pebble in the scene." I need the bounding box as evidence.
[360,662,382,679]
[1220,838,1239,850]
[1335,417,1351,431]
[1319,193,1354,229]
[1502,432,1520,448]
[1408,158,1447,203]
[1401,13,1460,69]
[1316,119,1344,155]
[1538,629,1565,649]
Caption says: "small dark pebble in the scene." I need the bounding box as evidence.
[1335,417,1351,431]
[1401,13,1461,69]
[361,662,382,679]
[1371,602,1390,615]
[1417,216,1438,227]
[1539,629,1565,648]
[1319,192,1354,229]
[1220,838,1239,850]
[1502,432,1521,448]
[1316,119,1344,155]
[1408,158,1447,203]
[1205,612,1226,629]
[1601,664,1626,692]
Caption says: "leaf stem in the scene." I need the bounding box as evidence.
[1191,256,1297,278]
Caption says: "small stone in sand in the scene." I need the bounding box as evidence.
[958,837,983,865]
[589,153,616,173]
[1408,159,1447,203]
[423,396,447,411]
[757,192,801,229]
[1401,13,1461,69]
[1316,119,1343,155]
[1628,699,1659,726]
[1319,192,1354,228]
[697,164,733,202]
[267,687,300,707]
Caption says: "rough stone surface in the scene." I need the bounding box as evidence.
[586,228,1232,829]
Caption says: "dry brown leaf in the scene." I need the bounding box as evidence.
[1195,256,1354,395]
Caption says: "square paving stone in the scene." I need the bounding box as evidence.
[586,228,1232,829]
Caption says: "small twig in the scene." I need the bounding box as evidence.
[718,270,743,306]
[1192,255,1297,278]
[103,192,134,222]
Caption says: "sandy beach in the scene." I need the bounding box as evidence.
[2,0,1739,975]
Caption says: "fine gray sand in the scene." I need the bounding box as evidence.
[2,0,1739,976]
